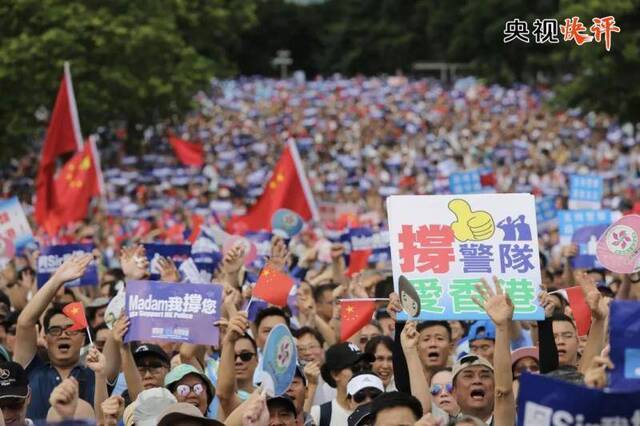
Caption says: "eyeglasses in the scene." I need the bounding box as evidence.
[297,344,320,353]
[235,352,256,362]
[359,334,380,346]
[430,383,453,396]
[353,388,382,403]
[176,383,205,397]
[137,363,167,375]
[47,326,83,337]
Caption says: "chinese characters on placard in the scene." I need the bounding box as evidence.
[504,16,620,51]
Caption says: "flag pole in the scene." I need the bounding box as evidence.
[86,326,93,346]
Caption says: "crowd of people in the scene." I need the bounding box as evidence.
[0,75,639,425]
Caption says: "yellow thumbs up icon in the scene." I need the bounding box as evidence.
[448,199,495,242]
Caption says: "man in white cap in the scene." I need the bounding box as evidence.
[346,372,384,411]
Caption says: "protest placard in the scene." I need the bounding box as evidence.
[517,373,640,425]
[609,300,640,391]
[559,210,612,269]
[387,194,543,321]
[0,197,34,266]
[535,196,558,231]
[568,174,603,210]
[449,171,483,194]
[37,244,98,287]
[125,280,223,346]
[260,324,297,396]
[596,215,640,274]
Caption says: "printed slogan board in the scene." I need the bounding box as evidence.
[387,194,543,321]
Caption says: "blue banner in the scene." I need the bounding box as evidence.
[37,244,98,287]
[517,373,640,425]
[340,227,391,263]
[569,174,603,209]
[558,210,612,269]
[449,171,482,194]
[244,231,273,269]
[125,280,223,346]
[535,197,558,231]
[609,300,640,391]
[144,244,191,279]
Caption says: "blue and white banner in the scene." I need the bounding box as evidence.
[449,171,482,194]
[535,197,558,231]
[125,280,223,346]
[558,210,612,269]
[244,231,273,269]
[144,244,191,279]
[569,174,604,210]
[0,197,34,265]
[517,373,640,425]
[609,300,640,391]
[37,244,98,287]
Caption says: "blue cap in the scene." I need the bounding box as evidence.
[467,320,496,342]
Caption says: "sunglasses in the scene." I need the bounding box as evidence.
[47,326,82,337]
[353,388,382,403]
[235,352,256,362]
[137,363,167,375]
[430,383,453,395]
[176,383,205,397]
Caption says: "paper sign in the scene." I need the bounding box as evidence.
[387,194,543,321]
[568,174,603,210]
[105,290,125,329]
[535,196,558,231]
[0,197,34,266]
[559,210,612,269]
[517,373,640,425]
[609,300,640,391]
[596,215,640,274]
[37,244,98,287]
[125,280,222,346]
[260,324,297,396]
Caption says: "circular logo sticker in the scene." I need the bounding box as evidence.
[605,225,638,255]
[275,337,293,373]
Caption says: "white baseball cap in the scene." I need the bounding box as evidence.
[347,373,384,396]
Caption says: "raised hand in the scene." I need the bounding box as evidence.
[49,377,79,419]
[52,254,93,284]
[224,311,249,344]
[86,346,106,376]
[386,292,402,322]
[400,320,419,351]
[157,256,180,282]
[242,389,269,426]
[473,277,514,327]
[584,355,614,389]
[221,244,246,276]
[537,290,556,318]
[303,361,321,386]
[101,395,125,426]
[576,271,609,321]
[298,246,318,269]
[268,236,289,271]
[112,315,130,347]
[120,245,149,280]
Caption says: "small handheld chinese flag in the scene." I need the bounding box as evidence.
[340,299,377,341]
[253,265,295,307]
[62,302,89,332]
[346,249,372,278]
[560,286,592,337]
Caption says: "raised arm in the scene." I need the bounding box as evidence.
[474,278,515,426]
[577,272,609,374]
[112,315,144,402]
[86,346,108,422]
[15,254,93,367]
[217,310,248,419]
[401,321,432,414]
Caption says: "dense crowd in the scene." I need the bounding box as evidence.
[0,76,638,425]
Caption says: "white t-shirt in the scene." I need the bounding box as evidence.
[311,377,337,406]
[310,400,352,426]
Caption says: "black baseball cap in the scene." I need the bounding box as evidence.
[321,343,375,388]
[348,402,373,426]
[132,343,170,365]
[267,395,297,417]
[0,362,29,399]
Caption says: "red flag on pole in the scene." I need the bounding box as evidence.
[45,137,103,233]
[169,135,204,167]
[62,302,89,331]
[252,265,295,307]
[561,286,592,336]
[340,299,377,341]
[226,140,319,234]
[35,62,84,230]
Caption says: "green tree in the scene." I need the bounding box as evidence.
[0,0,256,160]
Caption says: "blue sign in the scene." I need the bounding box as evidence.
[449,171,482,194]
[37,244,98,287]
[244,231,273,270]
[517,373,640,425]
[569,174,603,209]
[261,324,297,396]
[340,227,391,262]
[125,280,223,346]
[610,301,640,391]
[558,210,612,269]
[272,209,304,239]
[144,244,191,279]
[535,197,557,231]
[0,196,34,252]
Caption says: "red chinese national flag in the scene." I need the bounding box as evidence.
[346,249,372,278]
[62,302,88,331]
[252,265,295,307]
[169,135,204,167]
[561,286,592,336]
[340,299,377,341]
[47,137,103,233]
[226,140,319,233]
[35,62,84,230]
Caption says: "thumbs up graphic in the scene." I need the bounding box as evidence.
[448,199,495,242]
